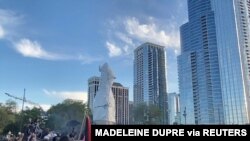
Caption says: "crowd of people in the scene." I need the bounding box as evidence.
[3,131,24,141]
[1,119,80,141]
[3,132,78,141]
[3,130,79,141]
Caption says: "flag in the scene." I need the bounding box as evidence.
[83,116,91,141]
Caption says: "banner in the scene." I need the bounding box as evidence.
[92,125,250,139]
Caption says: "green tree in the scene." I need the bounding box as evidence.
[133,103,147,124]
[133,103,162,125]
[0,106,15,134]
[46,99,89,131]
[20,107,44,128]
[2,107,44,135]
[2,122,19,135]
[5,99,17,114]
[147,104,162,124]
[0,100,46,135]
[0,100,17,134]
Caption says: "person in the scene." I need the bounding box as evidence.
[41,128,50,139]
[59,136,70,141]
[8,134,14,141]
[6,131,15,141]
[28,133,37,141]
[6,131,11,140]
[69,128,76,139]
[16,132,24,141]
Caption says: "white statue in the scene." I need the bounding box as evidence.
[93,63,116,124]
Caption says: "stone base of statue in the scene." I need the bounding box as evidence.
[93,120,116,125]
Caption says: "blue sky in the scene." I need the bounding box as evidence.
[0,0,187,111]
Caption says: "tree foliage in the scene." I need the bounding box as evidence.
[0,100,17,134]
[1,103,45,135]
[45,99,89,132]
[0,106,15,134]
[5,99,17,114]
[0,99,89,136]
[133,103,162,125]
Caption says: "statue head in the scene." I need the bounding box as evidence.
[99,63,116,85]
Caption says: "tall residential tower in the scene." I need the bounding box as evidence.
[134,42,168,124]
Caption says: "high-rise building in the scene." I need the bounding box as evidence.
[88,76,129,125]
[134,42,168,124]
[88,76,99,112]
[168,93,181,125]
[129,101,134,124]
[178,0,250,124]
[113,82,129,124]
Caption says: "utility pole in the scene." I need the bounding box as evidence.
[20,88,26,132]
[4,89,44,132]
[183,107,187,125]
[21,89,26,113]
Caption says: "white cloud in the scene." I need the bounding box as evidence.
[0,25,5,38]
[106,41,122,57]
[115,32,134,46]
[0,9,98,64]
[40,104,52,111]
[0,9,20,25]
[105,17,180,58]
[77,54,103,64]
[122,45,131,55]
[0,9,22,39]
[43,89,88,103]
[174,49,180,55]
[16,103,51,112]
[0,9,99,64]
[13,38,102,63]
[14,38,64,60]
[124,17,180,49]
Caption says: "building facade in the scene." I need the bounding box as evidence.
[88,76,99,112]
[134,42,168,124]
[129,101,134,124]
[88,76,129,125]
[178,0,250,124]
[168,93,181,125]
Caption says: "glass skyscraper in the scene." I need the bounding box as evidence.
[134,42,168,124]
[168,93,181,125]
[178,0,250,124]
